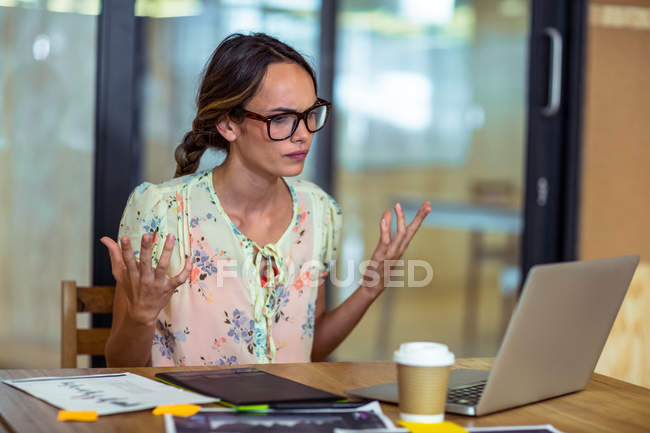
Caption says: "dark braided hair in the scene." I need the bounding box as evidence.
[174,33,317,177]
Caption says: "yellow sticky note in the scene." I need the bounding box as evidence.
[57,410,99,422]
[152,404,202,417]
[398,420,468,433]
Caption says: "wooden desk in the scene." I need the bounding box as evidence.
[1,359,649,432]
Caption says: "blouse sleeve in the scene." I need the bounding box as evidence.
[117,182,168,267]
[321,193,343,274]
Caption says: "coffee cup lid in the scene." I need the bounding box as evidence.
[393,342,455,367]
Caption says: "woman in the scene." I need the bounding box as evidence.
[102,33,431,367]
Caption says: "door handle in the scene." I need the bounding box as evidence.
[542,27,563,116]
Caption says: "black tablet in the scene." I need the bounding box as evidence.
[155,367,342,406]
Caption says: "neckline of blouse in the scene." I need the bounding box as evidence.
[205,169,299,253]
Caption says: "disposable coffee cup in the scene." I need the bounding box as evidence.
[394,342,455,423]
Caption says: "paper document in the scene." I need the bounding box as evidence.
[3,372,217,415]
[164,401,404,433]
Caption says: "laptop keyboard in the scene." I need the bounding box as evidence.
[447,381,487,406]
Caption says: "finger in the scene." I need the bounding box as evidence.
[374,210,392,256]
[120,236,141,285]
[386,203,407,257]
[398,201,431,254]
[170,256,193,288]
[396,202,407,233]
[101,237,127,279]
[155,234,176,279]
[139,233,155,280]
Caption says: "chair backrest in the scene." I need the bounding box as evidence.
[60,281,114,368]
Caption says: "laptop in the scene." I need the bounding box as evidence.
[347,255,640,416]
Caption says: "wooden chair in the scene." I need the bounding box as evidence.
[60,281,114,368]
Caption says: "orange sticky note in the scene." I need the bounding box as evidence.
[152,404,201,417]
[57,410,99,422]
[398,420,468,433]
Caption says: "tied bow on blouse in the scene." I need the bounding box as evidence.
[252,242,288,362]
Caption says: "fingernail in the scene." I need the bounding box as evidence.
[381,219,387,229]
[395,203,401,211]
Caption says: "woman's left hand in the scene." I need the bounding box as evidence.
[361,201,432,298]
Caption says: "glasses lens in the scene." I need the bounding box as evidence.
[306,104,328,132]
[269,113,298,140]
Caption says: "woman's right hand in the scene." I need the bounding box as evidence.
[100,233,192,327]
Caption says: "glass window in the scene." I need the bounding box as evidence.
[0,1,99,367]
[332,0,529,360]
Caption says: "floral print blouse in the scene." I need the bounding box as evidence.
[117,170,342,366]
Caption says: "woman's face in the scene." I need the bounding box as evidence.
[231,62,318,178]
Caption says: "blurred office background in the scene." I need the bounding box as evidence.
[0,0,648,388]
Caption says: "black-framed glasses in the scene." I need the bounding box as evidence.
[239,98,331,141]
